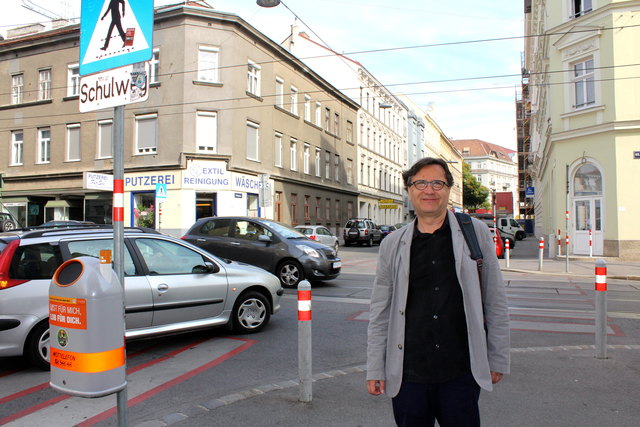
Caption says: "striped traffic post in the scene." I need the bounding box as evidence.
[565,233,570,272]
[557,228,562,257]
[589,229,593,257]
[538,236,544,271]
[298,280,312,402]
[505,238,510,268]
[595,260,608,359]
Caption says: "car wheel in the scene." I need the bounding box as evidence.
[0,219,17,232]
[232,291,271,333]
[26,321,50,371]
[277,260,304,288]
[516,230,526,241]
[367,236,373,247]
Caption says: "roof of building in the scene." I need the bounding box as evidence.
[451,139,515,163]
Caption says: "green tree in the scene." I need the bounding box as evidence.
[462,162,490,210]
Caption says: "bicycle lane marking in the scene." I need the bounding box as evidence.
[2,336,255,427]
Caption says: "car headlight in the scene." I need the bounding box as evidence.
[296,244,320,258]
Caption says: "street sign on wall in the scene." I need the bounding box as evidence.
[79,62,149,112]
[80,0,154,75]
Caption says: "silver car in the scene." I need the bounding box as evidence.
[0,226,283,370]
[294,225,340,252]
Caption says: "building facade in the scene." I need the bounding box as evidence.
[452,139,519,213]
[525,0,640,258]
[283,29,407,226]
[0,3,359,237]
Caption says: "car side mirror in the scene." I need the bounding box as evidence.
[192,262,219,274]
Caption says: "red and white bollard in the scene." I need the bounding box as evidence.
[298,280,312,402]
[595,260,607,359]
[557,228,562,257]
[505,238,510,268]
[538,236,544,271]
[589,229,593,257]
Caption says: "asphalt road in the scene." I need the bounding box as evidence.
[1,240,639,426]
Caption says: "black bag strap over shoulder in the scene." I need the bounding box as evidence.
[454,212,484,288]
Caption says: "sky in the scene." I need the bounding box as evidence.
[1,0,524,151]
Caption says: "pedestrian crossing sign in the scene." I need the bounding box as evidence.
[79,0,154,75]
[156,183,167,200]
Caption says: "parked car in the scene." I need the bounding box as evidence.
[0,225,283,370]
[488,226,505,259]
[40,220,95,227]
[379,225,397,240]
[182,217,341,288]
[294,225,339,252]
[343,218,382,247]
[0,212,18,232]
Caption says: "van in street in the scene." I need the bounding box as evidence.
[469,213,526,245]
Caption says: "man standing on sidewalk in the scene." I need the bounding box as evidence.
[367,157,510,426]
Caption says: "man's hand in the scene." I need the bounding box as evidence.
[491,371,504,384]
[367,379,385,395]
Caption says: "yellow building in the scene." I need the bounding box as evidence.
[525,0,640,258]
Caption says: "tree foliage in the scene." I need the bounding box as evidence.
[462,162,490,210]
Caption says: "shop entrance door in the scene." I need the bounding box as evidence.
[573,198,603,255]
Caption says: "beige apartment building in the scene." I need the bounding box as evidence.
[0,3,359,237]
[524,0,640,258]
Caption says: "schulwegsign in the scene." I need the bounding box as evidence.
[80,0,153,75]
[79,61,149,112]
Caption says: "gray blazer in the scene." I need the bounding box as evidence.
[366,210,510,397]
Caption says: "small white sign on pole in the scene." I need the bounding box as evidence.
[79,62,149,112]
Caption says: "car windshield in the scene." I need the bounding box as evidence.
[297,228,313,235]
[346,221,365,228]
[258,219,308,239]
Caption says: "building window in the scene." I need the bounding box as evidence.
[274,132,283,167]
[325,151,331,179]
[12,74,24,104]
[334,154,340,181]
[316,197,322,219]
[37,69,53,101]
[290,138,298,171]
[303,143,310,174]
[135,114,158,154]
[347,201,353,219]
[66,124,81,161]
[335,199,340,222]
[315,148,321,177]
[98,120,113,158]
[246,120,260,161]
[11,131,23,165]
[247,60,261,96]
[324,107,331,132]
[572,0,592,18]
[67,64,80,97]
[275,191,282,221]
[304,95,311,121]
[196,111,217,152]
[290,86,299,115]
[346,120,353,143]
[325,198,331,220]
[573,58,595,108]
[315,102,322,126]
[347,159,353,185]
[38,128,51,164]
[150,48,160,84]
[275,77,284,107]
[198,46,219,82]
[304,196,310,220]
[334,113,340,136]
[291,193,298,225]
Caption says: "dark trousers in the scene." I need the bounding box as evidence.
[392,373,481,427]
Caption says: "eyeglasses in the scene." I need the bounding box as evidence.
[408,179,448,191]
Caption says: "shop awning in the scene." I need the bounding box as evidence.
[45,200,80,208]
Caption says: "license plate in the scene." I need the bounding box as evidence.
[332,261,341,269]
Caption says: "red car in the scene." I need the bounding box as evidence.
[488,227,505,259]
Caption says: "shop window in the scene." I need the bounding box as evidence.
[133,192,155,228]
[196,193,217,219]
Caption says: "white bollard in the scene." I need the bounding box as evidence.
[538,236,544,271]
[595,260,607,359]
[505,238,510,268]
[298,280,312,402]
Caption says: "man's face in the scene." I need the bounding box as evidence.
[407,164,451,219]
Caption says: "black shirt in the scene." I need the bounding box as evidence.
[402,217,471,383]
